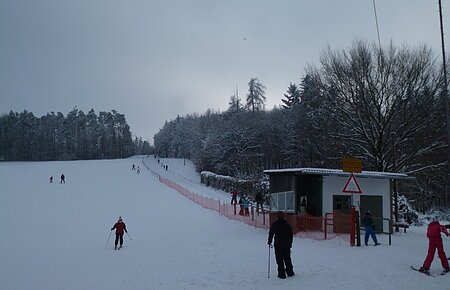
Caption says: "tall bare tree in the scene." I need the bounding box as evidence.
[307,40,446,174]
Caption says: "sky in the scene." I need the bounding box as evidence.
[0,0,448,143]
[1,155,450,289]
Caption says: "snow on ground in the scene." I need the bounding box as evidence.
[1,156,449,290]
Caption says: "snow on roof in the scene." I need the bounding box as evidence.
[263,167,410,180]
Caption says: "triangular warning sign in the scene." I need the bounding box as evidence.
[342,173,362,194]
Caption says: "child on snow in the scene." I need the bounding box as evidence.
[419,217,450,274]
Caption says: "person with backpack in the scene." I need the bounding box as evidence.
[111,216,128,250]
[418,217,450,275]
[268,211,294,279]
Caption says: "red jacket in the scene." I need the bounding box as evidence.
[427,221,449,238]
[112,221,127,235]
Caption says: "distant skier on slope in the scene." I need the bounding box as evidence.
[111,216,128,250]
[418,217,450,275]
[60,174,65,184]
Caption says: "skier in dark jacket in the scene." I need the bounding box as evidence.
[111,216,128,250]
[362,211,380,246]
[60,174,65,184]
[268,211,294,279]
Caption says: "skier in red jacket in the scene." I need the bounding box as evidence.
[111,216,128,250]
[419,217,450,274]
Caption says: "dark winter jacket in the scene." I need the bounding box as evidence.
[111,221,127,235]
[362,214,374,227]
[427,221,449,238]
[268,218,293,248]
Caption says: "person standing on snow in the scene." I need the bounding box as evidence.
[255,192,264,213]
[419,217,450,274]
[268,211,294,279]
[230,191,238,205]
[242,195,250,216]
[111,216,128,250]
[60,173,65,184]
[362,211,380,246]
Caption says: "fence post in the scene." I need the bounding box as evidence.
[355,210,361,247]
[350,207,356,247]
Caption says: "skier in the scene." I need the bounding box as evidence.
[111,216,128,250]
[136,166,140,174]
[418,217,450,275]
[255,192,264,213]
[49,176,53,183]
[243,195,250,216]
[268,211,294,279]
[362,211,380,246]
[60,173,65,184]
[238,194,245,215]
[132,164,135,170]
[230,191,238,205]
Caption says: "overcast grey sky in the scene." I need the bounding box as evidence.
[0,0,448,143]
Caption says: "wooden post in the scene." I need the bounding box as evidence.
[350,207,356,246]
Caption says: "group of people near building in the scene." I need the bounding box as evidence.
[230,190,265,216]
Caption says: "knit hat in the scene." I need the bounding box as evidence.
[277,211,285,219]
[118,216,122,221]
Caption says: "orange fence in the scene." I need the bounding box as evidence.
[141,160,270,230]
[142,159,352,244]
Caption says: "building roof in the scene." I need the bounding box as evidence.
[263,167,411,180]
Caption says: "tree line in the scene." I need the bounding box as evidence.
[154,41,449,210]
[0,108,152,161]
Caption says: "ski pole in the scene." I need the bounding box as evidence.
[268,244,271,278]
[126,232,133,240]
[106,230,112,247]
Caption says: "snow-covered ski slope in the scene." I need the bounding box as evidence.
[0,156,449,290]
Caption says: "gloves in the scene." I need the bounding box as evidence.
[111,228,114,230]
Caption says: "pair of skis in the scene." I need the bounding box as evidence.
[115,245,123,250]
[410,266,449,277]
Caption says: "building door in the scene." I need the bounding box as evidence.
[332,195,352,233]
[360,195,383,233]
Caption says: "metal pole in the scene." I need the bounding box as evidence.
[126,232,133,240]
[392,132,399,231]
[268,245,272,278]
[372,0,382,52]
[106,230,112,247]
[439,0,450,195]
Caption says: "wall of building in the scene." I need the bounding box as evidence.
[322,175,391,232]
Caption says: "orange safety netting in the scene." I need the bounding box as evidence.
[142,160,352,244]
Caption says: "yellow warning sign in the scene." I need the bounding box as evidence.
[343,158,362,173]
